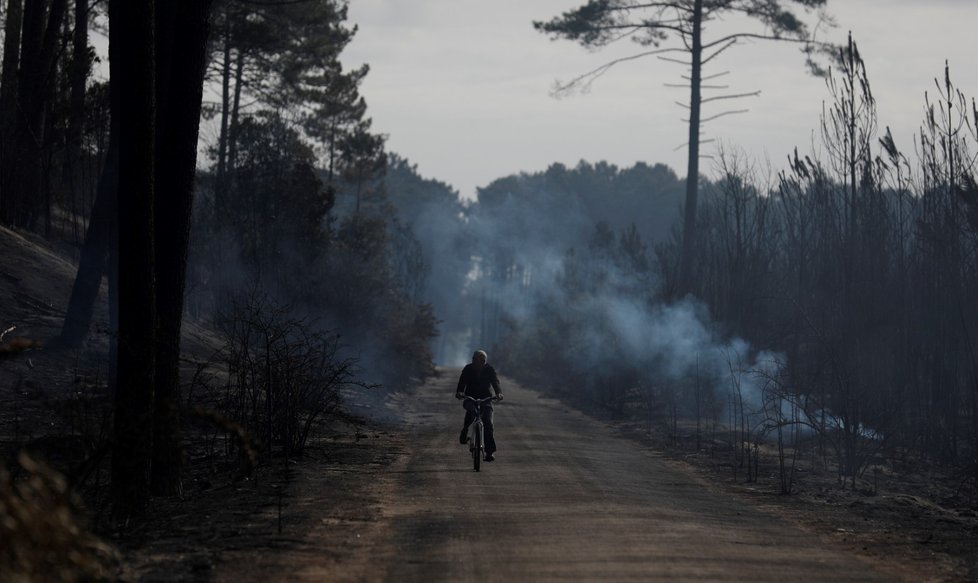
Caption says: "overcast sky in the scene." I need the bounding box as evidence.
[341,1,978,201]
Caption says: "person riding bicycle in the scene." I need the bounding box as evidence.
[455,350,503,461]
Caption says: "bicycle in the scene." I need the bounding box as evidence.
[461,395,498,472]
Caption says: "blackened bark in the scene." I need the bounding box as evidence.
[150,0,214,497]
[225,46,245,207]
[110,0,156,521]
[215,12,231,213]
[0,0,24,223]
[58,125,118,348]
[678,0,703,296]
[63,0,90,214]
[68,0,89,152]
[12,0,68,229]
[3,0,42,226]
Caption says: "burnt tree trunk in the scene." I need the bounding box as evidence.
[63,0,91,234]
[12,0,67,229]
[3,0,43,226]
[150,0,214,497]
[678,0,703,297]
[226,47,245,202]
[215,10,231,214]
[110,0,156,521]
[58,124,118,348]
[0,0,24,222]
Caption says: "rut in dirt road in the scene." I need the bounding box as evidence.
[360,369,896,582]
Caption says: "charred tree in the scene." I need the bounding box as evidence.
[62,0,92,238]
[8,0,68,229]
[150,0,215,497]
[679,0,704,299]
[0,0,24,221]
[109,0,156,521]
[58,126,118,348]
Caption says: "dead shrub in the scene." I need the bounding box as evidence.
[209,292,369,463]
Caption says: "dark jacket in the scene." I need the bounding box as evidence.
[456,363,501,400]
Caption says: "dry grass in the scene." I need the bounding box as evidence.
[0,452,118,582]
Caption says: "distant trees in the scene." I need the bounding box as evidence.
[383,154,471,364]
[449,161,685,399]
[535,0,832,294]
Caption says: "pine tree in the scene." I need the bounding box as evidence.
[535,0,832,295]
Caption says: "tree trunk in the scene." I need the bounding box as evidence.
[678,0,703,297]
[63,0,90,232]
[215,10,231,214]
[150,0,214,497]
[0,0,24,223]
[13,0,68,230]
[110,0,156,521]
[4,0,43,226]
[58,121,118,348]
[226,46,245,188]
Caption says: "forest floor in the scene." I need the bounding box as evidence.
[0,223,976,581]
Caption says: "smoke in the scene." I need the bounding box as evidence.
[443,184,784,418]
[387,156,791,424]
[564,284,787,413]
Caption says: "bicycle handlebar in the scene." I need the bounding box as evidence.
[460,395,500,403]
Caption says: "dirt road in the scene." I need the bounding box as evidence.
[219,369,901,582]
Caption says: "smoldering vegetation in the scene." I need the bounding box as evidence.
[393,46,978,495]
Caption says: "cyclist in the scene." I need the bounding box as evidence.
[455,350,503,461]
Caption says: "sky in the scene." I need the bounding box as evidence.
[341,0,978,201]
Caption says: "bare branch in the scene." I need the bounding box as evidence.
[701,109,750,123]
[701,90,761,104]
[701,71,731,81]
[702,38,737,66]
[702,32,832,52]
[657,55,690,66]
[552,47,689,96]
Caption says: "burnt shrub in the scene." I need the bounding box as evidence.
[210,291,368,462]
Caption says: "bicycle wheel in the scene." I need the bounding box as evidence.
[472,424,482,472]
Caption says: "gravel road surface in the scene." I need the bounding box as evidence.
[348,370,894,582]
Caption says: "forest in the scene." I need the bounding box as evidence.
[0,0,977,579]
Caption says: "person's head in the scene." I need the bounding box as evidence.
[472,350,488,367]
